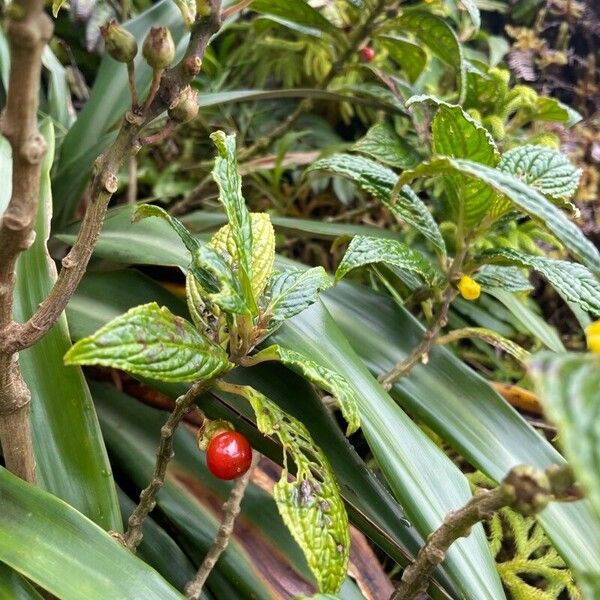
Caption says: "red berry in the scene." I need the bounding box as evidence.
[206,431,252,480]
[359,47,375,62]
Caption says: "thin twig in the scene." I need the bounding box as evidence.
[127,155,138,204]
[126,61,139,108]
[0,0,53,482]
[0,0,223,357]
[142,68,162,113]
[123,380,209,551]
[391,464,580,600]
[184,457,257,598]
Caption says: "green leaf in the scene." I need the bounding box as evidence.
[209,212,275,299]
[226,384,349,594]
[210,131,256,312]
[12,120,121,530]
[264,267,332,325]
[377,36,427,84]
[475,265,534,293]
[529,353,600,524]
[250,0,337,37]
[399,10,466,100]
[0,563,43,600]
[458,0,481,33]
[399,157,600,273]
[307,155,445,251]
[51,0,65,17]
[172,0,195,27]
[0,467,184,599]
[479,248,600,316]
[353,122,418,169]
[533,97,582,127]
[336,236,437,285]
[409,97,499,228]
[253,345,360,435]
[438,327,530,363]
[64,302,231,381]
[498,145,581,201]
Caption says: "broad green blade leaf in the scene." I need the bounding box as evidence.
[498,145,581,201]
[399,157,600,273]
[41,46,74,129]
[533,97,582,127]
[52,0,186,226]
[250,0,337,37]
[475,265,533,293]
[409,97,499,228]
[65,269,458,599]
[264,267,332,325]
[253,345,360,435]
[399,10,466,100]
[377,36,427,84]
[479,248,600,316]
[210,131,255,312]
[353,122,418,169]
[0,467,183,599]
[0,563,43,600]
[306,155,444,251]
[488,288,565,353]
[225,384,349,594]
[209,213,275,299]
[65,302,231,381]
[272,304,505,599]
[336,236,437,285]
[12,121,121,530]
[322,282,600,588]
[529,353,600,523]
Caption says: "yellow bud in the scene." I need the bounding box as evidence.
[458,275,481,300]
[585,321,600,354]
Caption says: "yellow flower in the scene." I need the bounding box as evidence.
[458,275,481,301]
[585,321,600,354]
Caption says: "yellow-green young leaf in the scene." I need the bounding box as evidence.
[209,213,275,299]
[499,145,581,201]
[64,302,231,382]
[210,131,255,313]
[264,267,331,326]
[532,96,582,127]
[336,236,437,285]
[529,353,600,525]
[231,384,349,593]
[479,247,600,316]
[185,272,214,333]
[51,0,65,17]
[172,0,195,27]
[253,345,360,435]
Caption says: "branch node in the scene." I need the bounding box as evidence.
[61,255,77,269]
[21,132,47,164]
[102,174,119,194]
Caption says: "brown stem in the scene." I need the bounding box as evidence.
[0,0,53,482]
[184,457,257,598]
[0,0,223,357]
[142,68,163,113]
[123,380,209,551]
[127,61,139,108]
[391,465,577,600]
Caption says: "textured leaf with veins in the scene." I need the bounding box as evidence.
[64,303,231,382]
[230,384,349,593]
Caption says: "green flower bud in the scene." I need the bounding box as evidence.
[142,26,175,70]
[168,86,199,123]
[100,20,138,63]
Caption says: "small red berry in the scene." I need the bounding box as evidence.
[359,47,375,62]
[206,431,252,480]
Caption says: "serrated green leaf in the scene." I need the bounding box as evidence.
[264,267,332,325]
[475,265,534,293]
[353,122,418,169]
[399,157,600,273]
[209,212,275,299]
[64,302,231,381]
[533,97,582,127]
[253,345,360,435]
[228,384,349,593]
[499,145,581,201]
[377,36,427,84]
[336,236,437,285]
[210,131,256,313]
[529,353,600,525]
[185,272,213,334]
[307,154,444,251]
[399,10,466,100]
[250,0,337,36]
[479,248,600,316]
